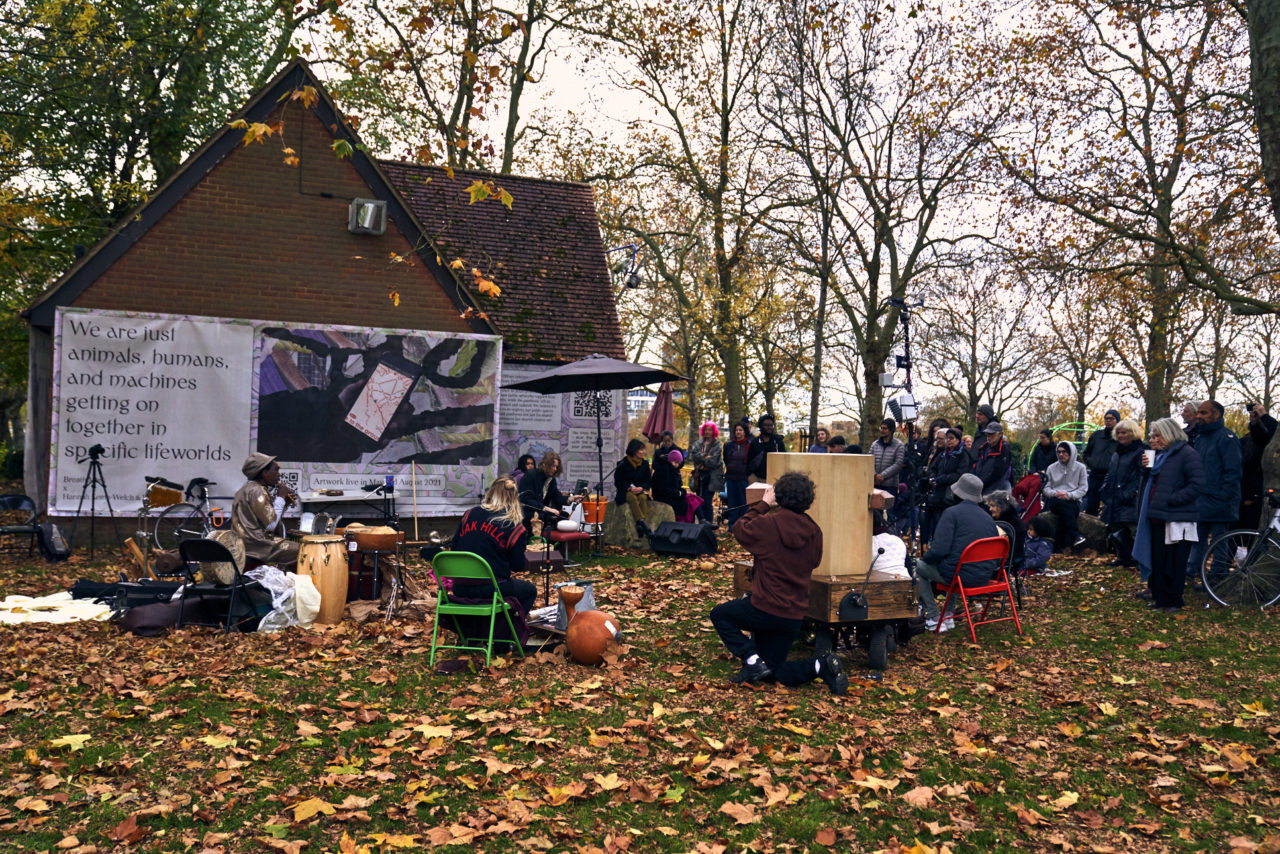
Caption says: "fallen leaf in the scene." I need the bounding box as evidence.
[292,797,336,822]
[1057,722,1084,738]
[199,734,236,749]
[296,720,321,737]
[815,827,837,846]
[718,801,759,824]
[903,786,935,808]
[47,734,91,751]
[14,796,49,812]
[1052,791,1080,810]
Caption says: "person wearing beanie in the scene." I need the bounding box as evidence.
[967,404,997,464]
[1082,409,1121,515]
[231,452,300,566]
[651,445,689,518]
[915,473,1000,630]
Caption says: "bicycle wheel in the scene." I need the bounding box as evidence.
[1201,530,1280,608]
[153,503,209,551]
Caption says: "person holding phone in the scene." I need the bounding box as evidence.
[232,452,300,566]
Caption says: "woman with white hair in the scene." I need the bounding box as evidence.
[1132,418,1204,612]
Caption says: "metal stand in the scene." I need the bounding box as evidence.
[71,454,120,560]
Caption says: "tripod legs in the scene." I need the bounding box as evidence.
[71,459,121,560]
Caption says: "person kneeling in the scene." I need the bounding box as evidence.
[915,473,1000,632]
[449,477,537,616]
[708,472,847,695]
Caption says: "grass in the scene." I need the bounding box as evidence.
[0,537,1277,854]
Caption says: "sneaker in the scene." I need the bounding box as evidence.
[730,659,772,684]
[817,651,848,696]
[925,616,955,632]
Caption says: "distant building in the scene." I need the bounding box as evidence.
[627,388,657,416]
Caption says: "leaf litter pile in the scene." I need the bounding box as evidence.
[1,539,1278,853]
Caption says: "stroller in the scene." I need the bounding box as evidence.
[1012,473,1045,524]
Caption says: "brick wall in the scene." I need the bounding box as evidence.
[72,100,470,333]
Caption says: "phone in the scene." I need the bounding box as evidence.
[344,354,420,441]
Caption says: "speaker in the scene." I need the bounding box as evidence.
[648,521,718,557]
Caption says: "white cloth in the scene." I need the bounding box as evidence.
[1166,521,1198,544]
[869,533,910,578]
[0,592,111,625]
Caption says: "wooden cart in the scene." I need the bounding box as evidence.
[731,453,921,670]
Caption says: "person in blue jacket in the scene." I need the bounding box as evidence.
[914,473,1000,631]
[1133,418,1205,612]
[1186,400,1242,583]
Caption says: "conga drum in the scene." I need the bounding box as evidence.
[297,535,349,624]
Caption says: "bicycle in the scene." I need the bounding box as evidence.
[1200,491,1280,609]
[153,477,229,551]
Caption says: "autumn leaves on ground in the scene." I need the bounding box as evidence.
[1,539,1278,854]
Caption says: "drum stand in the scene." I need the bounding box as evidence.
[72,455,120,560]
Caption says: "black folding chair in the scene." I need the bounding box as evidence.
[177,538,254,632]
[0,494,40,556]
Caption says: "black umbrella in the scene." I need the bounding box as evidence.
[502,354,687,503]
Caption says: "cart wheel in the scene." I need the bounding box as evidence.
[867,625,889,671]
[812,625,834,656]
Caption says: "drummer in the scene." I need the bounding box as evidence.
[451,477,537,615]
[232,452,300,566]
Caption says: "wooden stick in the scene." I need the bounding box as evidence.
[411,463,419,541]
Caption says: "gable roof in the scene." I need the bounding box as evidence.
[380,162,625,363]
[23,61,491,337]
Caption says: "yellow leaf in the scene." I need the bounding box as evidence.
[1098,702,1118,717]
[1057,722,1084,738]
[1051,791,1079,810]
[48,734,91,751]
[1239,701,1269,717]
[467,180,492,204]
[414,724,454,738]
[780,723,812,736]
[853,775,900,792]
[498,188,514,209]
[1110,674,1137,685]
[593,773,624,791]
[14,797,49,812]
[227,119,248,129]
[199,734,237,749]
[652,702,667,719]
[291,797,336,821]
[449,258,465,270]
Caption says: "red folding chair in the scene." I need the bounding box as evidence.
[934,536,1022,644]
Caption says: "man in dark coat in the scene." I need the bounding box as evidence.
[747,414,786,482]
[971,422,1012,494]
[709,472,847,694]
[1240,403,1278,529]
[915,473,1000,631]
[967,403,997,465]
[1082,409,1120,515]
[1187,400,1242,581]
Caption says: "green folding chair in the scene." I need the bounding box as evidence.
[430,551,526,667]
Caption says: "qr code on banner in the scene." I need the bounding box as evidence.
[572,390,613,419]
[279,470,301,492]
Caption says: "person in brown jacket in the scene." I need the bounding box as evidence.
[709,472,847,694]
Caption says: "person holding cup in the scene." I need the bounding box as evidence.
[1132,418,1204,612]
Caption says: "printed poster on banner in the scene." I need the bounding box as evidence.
[49,308,502,516]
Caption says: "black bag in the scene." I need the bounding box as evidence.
[38,522,72,562]
[647,521,718,557]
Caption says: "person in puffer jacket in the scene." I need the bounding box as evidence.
[1042,441,1088,552]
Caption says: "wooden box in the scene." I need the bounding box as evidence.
[806,572,917,622]
[766,452,874,579]
[745,482,770,505]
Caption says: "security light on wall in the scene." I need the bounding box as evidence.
[348,198,387,236]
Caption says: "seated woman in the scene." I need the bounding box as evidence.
[518,452,568,529]
[615,438,654,536]
[651,448,689,519]
[232,452,300,566]
[511,453,536,489]
[450,477,536,615]
[986,490,1027,570]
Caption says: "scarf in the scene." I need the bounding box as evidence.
[1132,442,1175,582]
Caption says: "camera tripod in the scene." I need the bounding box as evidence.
[72,454,120,560]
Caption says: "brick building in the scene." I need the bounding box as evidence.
[23,61,625,515]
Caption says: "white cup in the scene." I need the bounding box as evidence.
[1142,450,1155,468]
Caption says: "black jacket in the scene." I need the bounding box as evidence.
[614,457,652,505]
[927,449,966,508]
[452,507,529,581]
[651,458,686,504]
[519,469,566,521]
[1082,426,1117,476]
[1194,419,1242,523]
[972,437,1012,491]
[1029,442,1057,475]
[747,434,786,479]
[1144,441,1204,522]
[1100,440,1146,525]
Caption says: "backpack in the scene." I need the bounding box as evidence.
[38,522,72,562]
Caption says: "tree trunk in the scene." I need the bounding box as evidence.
[1250,0,1280,236]
[1144,264,1174,421]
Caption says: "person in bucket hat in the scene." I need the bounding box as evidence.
[232,452,300,566]
[914,474,1000,631]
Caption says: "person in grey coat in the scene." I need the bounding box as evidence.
[871,418,907,492]
[1042,441,1088,552]
[915,473,1000,630]
[688,421,725,524]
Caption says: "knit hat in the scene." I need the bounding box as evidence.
[668,450,684,466]
[1106,409,1121,421]
[242,452,276,479]
[976,404,996,420]
[950,473,984,503]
